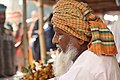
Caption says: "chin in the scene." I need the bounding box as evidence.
[53,45,78,77]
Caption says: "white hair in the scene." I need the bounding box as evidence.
[53,44,78,76]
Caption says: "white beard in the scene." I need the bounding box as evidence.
[53,45,78,77]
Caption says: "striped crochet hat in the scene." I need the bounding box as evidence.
[51,0,117,55]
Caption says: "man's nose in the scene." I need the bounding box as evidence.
[52,34,59,44]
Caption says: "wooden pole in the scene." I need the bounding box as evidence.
[22,0,29,67]
[38,0,46,64]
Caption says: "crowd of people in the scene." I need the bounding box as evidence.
[0,3,56,78]
[12,12,57,69]
[30,13,56,61]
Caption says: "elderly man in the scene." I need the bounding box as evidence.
[0,4,16,77]
[51,0,120,80]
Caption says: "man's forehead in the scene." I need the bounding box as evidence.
[53,27,60,31]
[53,27,73,38]
[53,27,64,33]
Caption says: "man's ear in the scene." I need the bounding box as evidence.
[78,39,84,45]
[71,36,84,47]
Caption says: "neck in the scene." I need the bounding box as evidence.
[72,42,88,62]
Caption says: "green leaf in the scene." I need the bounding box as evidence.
[21,67,28,73]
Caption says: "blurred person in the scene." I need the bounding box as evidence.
[27,10,39,66]
[12,11,22,37]
[14,22,24,71]
[27,10,38,39]
[111,16,120,63]
[44,13,56,52]
[13,12,24,71]
[31,13,56,61]
[0,4,16,77]
[51,0,120,80]
[31,10,38,21]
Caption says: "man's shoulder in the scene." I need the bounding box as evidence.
[74,50,117,71]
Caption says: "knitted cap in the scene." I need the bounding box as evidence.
[52,0,117,55]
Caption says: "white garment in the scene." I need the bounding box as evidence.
[111,17,120,62]
[58,50,120,80]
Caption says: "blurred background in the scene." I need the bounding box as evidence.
[0,0,120,79]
